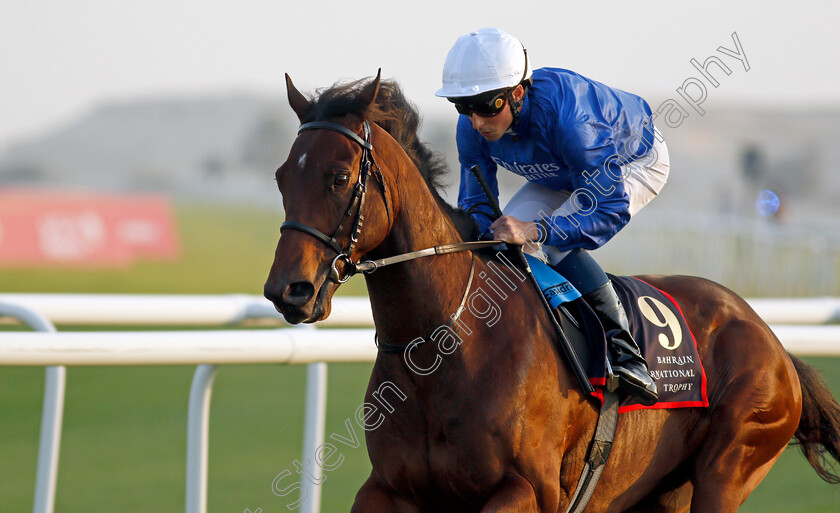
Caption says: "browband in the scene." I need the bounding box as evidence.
[298,121,372,150]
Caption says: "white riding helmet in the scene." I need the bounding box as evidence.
[435,27,531,98]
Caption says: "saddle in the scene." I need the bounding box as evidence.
[525,254,709,412]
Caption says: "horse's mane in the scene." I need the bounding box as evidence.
[301,76,479,241]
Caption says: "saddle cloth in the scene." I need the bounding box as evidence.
[600,275,708,412]
[526,256,708,412]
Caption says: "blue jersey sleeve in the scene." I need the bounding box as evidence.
[455,115,499,234]
[539,114,631,250]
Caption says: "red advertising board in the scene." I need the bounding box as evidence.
[0,189,180,267]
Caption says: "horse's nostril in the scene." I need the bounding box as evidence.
[264,284,282,305]
[282,281,315,306]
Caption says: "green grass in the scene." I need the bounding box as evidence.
[0,363,375,513]
[2,360,839,512]
[1,202,839,511]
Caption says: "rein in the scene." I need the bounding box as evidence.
[280,120,500,282]
[376,253,477,353]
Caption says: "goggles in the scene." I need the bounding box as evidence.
[450,90,508,117]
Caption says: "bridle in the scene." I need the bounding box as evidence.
[279,118,504,351]
[280,120,390,283]
[280,119,500,284]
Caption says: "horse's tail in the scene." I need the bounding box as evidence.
[790,354,840,483]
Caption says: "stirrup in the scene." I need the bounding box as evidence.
[613,367,658,406]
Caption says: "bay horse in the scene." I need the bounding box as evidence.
[263,71,840,512]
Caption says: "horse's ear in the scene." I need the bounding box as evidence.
[285,73,310,122]
[359,69,382,110]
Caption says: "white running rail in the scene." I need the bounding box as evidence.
[1,293,839,326]
[1,294,838,513]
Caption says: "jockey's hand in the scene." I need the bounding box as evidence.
[490,215,531,245]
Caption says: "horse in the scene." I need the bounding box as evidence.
[263,71,840,512]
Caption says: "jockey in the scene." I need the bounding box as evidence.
[436,27,669,406]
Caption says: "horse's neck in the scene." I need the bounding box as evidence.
[363,169,472,345]
[360,160,569,401]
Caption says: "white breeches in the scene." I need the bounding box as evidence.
[503,132,670,264]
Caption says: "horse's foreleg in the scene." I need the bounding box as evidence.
[350,476,419,513]
[479,473,542,513]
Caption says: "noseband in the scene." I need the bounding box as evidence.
[280,120,390,282]
[280,119,499,283]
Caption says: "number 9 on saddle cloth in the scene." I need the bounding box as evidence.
[526,254,707,412]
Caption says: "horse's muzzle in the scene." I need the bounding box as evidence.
[264,280,317,324]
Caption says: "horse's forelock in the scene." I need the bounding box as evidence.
[300,76,478,240]
[304,79,431,176]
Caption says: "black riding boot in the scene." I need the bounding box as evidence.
[583,281,659,406]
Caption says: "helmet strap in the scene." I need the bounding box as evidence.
[508,45,530,127]
[506,85,526,127]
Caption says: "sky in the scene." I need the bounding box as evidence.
[1,0,839,150]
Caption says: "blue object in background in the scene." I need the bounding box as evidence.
[756,189,781,217]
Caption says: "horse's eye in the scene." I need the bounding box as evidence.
[333,172,350,188]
